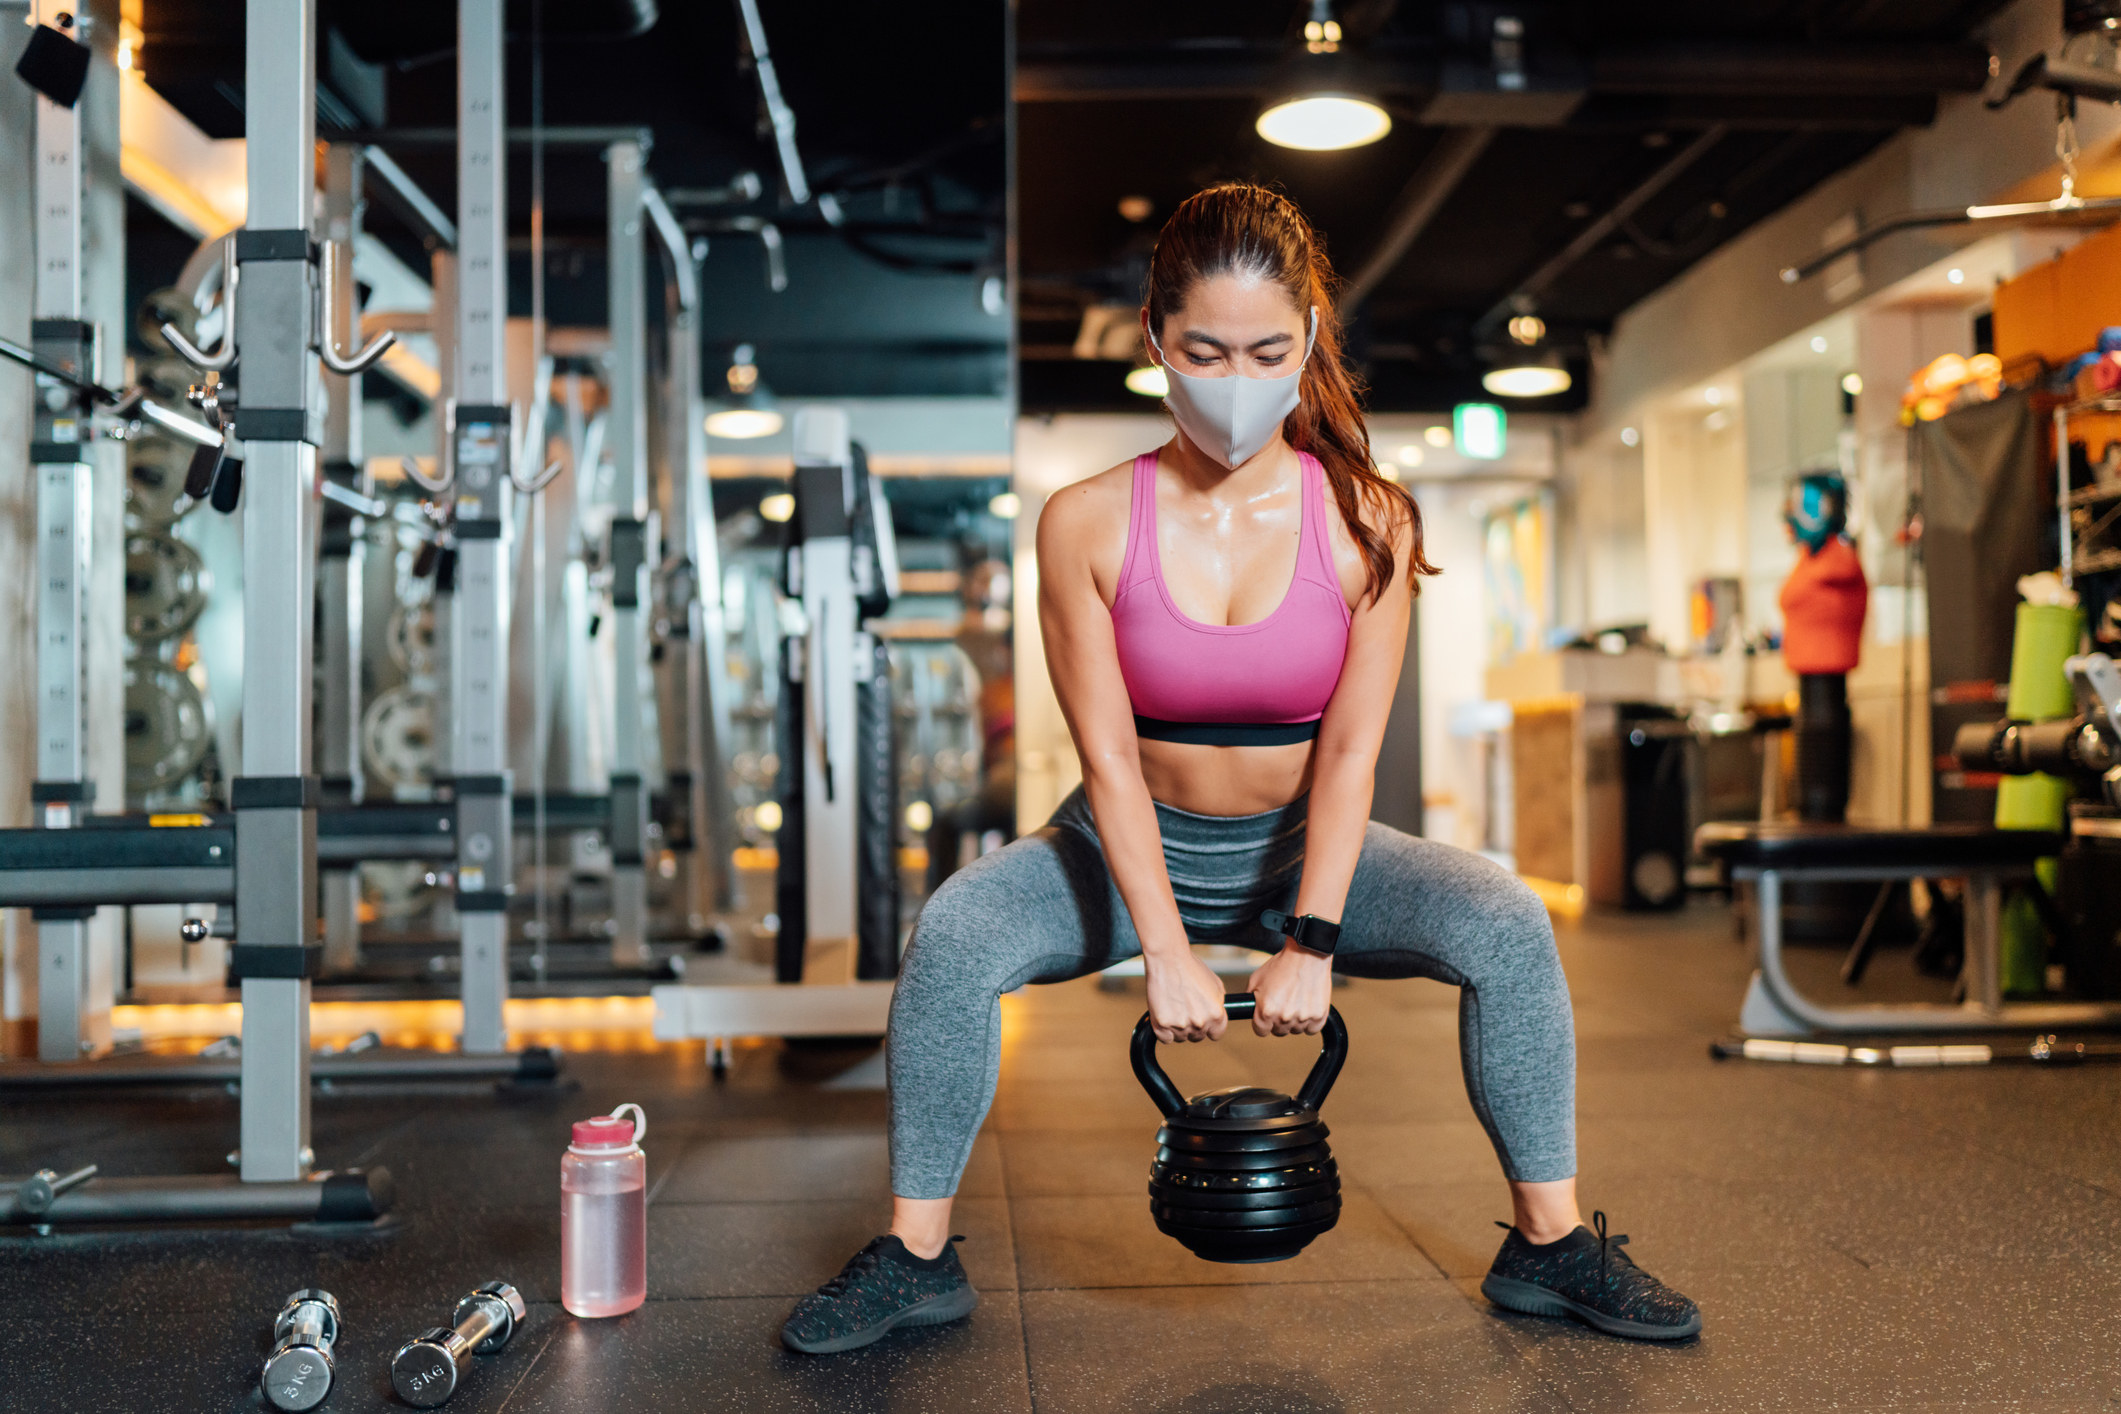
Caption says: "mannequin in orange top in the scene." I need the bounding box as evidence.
[1778,473,1866,821]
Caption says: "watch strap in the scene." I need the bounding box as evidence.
[1260,908,1341,956]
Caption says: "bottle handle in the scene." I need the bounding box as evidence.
[1129,992,1348,1119]
[608,1102,646,1146]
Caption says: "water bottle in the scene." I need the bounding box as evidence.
[560,1103,647,1318]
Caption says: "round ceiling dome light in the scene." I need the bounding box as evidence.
[704,407,785,439]
[1482,356,1573,399]
[1256,94,1391,151]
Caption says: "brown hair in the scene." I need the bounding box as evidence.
[1145,182,1436,604]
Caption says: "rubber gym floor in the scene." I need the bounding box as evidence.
[5,902,2120,1414]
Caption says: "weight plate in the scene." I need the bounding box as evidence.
[1151,1197,1341,1229]
[362,859,438,922]
[125,529,210,642]
[137,287,198,358]
[126,434,199,526]
[1153,1159,1338,1191]
[385,602,437,675]
[361,684,436,789]
[1154,1142,1334,1173]
[1153,1123,1330,1154]
[1149,1179,1340,1211]
[124,661,212,793]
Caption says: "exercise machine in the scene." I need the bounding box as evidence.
[0,0,390,1222]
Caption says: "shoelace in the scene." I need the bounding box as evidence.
[817,1241,888,1298]
[1493,1213,1635,1285]
[817,1235,965,1298]
[1592,1210,1632,1284]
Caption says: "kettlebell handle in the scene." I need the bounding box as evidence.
[1129,992,1348,1120]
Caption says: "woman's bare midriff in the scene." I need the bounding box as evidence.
[1136,737,1316,817]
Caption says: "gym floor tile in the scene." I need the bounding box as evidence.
[997,1126,1154,1196]
[1020,1281,1568,1414]
[1010,1187,1437,1290]
[1326,1118,1516,1188]
[1369,1175,1869,1281]
[653,1127,1004,1203]
[478,1293,1032,1414]
[642,1196,1017,1297]
[1489,1259,2121,1413]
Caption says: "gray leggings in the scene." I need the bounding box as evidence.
[886,787,1577,1198]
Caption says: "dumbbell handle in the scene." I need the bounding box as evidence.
[281,1300,334,1350]
[391,1293,512,1407]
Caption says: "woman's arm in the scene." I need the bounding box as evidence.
[1036,477,1231,1044]
[1250,487,1417,1037]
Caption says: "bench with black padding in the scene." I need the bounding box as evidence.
[1694,820,2121,1037]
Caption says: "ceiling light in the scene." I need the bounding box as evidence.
[988,491,1022,520]
[1423,425,1451,447]
[1396,444,1424,467]
[706,341,783,438]
[1482,348,1572,399]
[704,407,784,439]
[1507,314,1546,346]
[1118,195,1154,223]
[758,492,795,523]
[1841,372,1863,396]
[1947,267,1965,285]
[753,799,784,832]
[1257,94,1392,151]
[1620,426,1640,447]
[1705,409,1730,431]
[1703,385,1723,405]
[1810,336,1828,353]
[1126,365,1169,398]
[725,343,761,395]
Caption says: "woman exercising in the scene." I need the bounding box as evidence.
[782,183,1700,1353]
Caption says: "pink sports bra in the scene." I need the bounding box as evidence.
[1111,451,1352,746]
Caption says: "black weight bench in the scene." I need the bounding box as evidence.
[1696,822,2121,1036]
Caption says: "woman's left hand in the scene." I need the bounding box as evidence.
[1247,946,1333,1037]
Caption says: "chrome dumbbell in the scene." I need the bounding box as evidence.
[390,1280,527,1408]
[260,1289,340,1412]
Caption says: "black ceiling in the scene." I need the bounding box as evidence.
[1016,0,2008,413]
[126,1,2018,411]
[131,1,1009,399]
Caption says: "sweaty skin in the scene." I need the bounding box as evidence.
[891,272,1582,1257]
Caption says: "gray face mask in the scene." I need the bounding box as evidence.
[1147,307,1318,469]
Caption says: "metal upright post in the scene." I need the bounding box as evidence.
[320,145,367,975]
[644,192,737,922]
[30,0,98,1061]
[606,140,652,966]
[430,249,458,793]
[789,408,860,981]
[232,0,322,1181]
[452,0,514,1054]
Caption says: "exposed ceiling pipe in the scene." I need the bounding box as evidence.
[1477,122,1729,333]
[1342,126,1496,315]
[733,0,811,205]
[361,145,457,251]
[1015,41,1989,102]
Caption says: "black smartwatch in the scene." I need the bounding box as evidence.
[1261,909,1341,957]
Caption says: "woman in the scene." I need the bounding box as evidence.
[781,184,1700,1354]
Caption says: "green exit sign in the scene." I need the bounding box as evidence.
[1454,402,1506,460]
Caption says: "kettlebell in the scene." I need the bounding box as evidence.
[1130,992,1349,1264]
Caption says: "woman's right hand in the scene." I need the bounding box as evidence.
[1144,949,1228,1044]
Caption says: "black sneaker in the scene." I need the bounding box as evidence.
[1480,1211,1701,1341]
[781,1234,979,1354]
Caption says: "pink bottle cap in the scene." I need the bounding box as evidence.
[570,1116,637,1150]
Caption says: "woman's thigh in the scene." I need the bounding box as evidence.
[1329,823,1559,983]
[898,823,1140,996]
